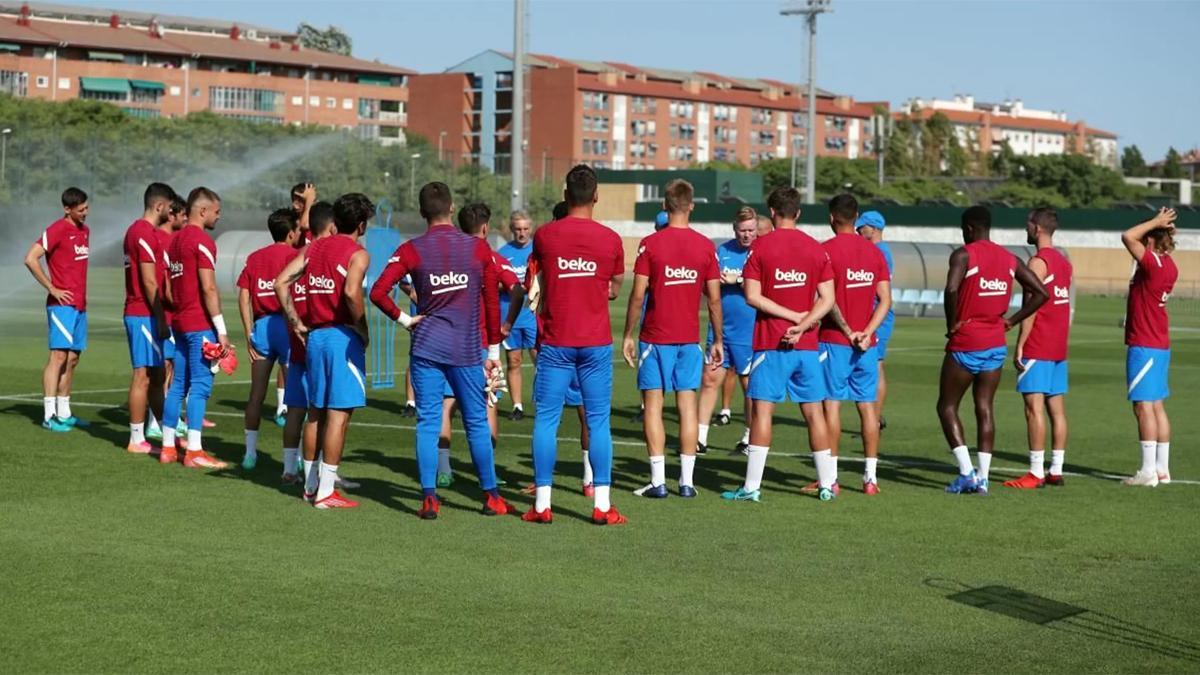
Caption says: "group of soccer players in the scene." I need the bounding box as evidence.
[22,163,1181,524]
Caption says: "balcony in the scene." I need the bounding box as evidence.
[380,110,407,125]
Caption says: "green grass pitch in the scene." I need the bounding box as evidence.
[1,269,1197,673]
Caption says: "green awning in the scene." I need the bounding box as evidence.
[130,79,164,91]
[0,43,20,52]
[79,77,131,94]
[358,75,393,87]
[87,50,124,62]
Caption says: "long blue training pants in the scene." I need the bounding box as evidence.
[532,344,614,488]
[162,329,216,433]
[410,355,497,492]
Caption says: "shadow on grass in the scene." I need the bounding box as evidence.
[0,401,132,450]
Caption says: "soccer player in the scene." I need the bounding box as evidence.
[120,183,174,453]
[855,211,894,430]
[500,209,537,420]
[698,206,759,456]
[817,194,892,495]
[1005,208,1073,489]
[24,187,91,432]
[722,186,837,502]
[522,165,626,525]
[160,187,233,469]
[145,192,187,442]
[291,182,317,240]
[938,206,1047,495]
[237,208,302,470]
[276,193,372,509]
[369,182,511,519]
[623,179,722,498]
[1120,207,1179,487]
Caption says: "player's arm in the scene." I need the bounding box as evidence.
[480,244,502,358]
[1121,207,1176,261]
[704,278,724,367]
[944,247,968,337]
[856,279,893,350]
[1014,256,1048,371]
[369,245,420,328]
[826,304,854,339]
[198,267,230,352]
[621,274,649,367]
[503,279,526,331]
[138,260,165,330]
[238,287,261,361]
[608,236,626,300]
[297,183,316,233]
[345,249,370,347]
[1006,257,1049,330]
[23,240,71,304]
[275,249,309,340]
[743,279,806,325]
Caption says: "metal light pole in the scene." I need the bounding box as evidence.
[790,136,800,188]
[0,128,10,184]
[511,0,526,211]
[438,131,446,163]
[409,153,421,208]
[781,0,830,203]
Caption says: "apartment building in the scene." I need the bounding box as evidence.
[0,2,412,143]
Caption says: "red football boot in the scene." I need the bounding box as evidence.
[521,506,553,524]
[582,482,595,498]
[592,506,627,526]
[1003,472,1045,489]
[418,495,440,520]
[313,491,359,510]
[158,446,179,465]
[482,493,512,516]
[1045,473,1065,486]
[863,480,880,496]
[183,450,227,469]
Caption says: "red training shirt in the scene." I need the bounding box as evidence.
[237,242,298,319]
[633,226,719,344]
[946,240,1017,353]
[528,216,624,348]
[742,228,833,352]
[1023,247,1073,361]
[123,218,163,317]
[38,218,90,311]
[167,225,218,334]
[1125,250,1178,349]
[818,232,891,347]
[305,234,364,329]
[153,227,175,326]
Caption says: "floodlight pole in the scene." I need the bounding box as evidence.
[781,0,830,203]
[511,0,526,211]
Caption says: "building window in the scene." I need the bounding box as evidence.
[325,97,336,109]
[217,113,284,125]
[0,70,28,97]
[496,71,513,89]
[714,126,736,144]
[35,75,48,89]
[647,142,658,158]
[209,86,283,113]
[582,91,609,111]
[359,98,380,119]
[122,107,161,119]
[630,96,657,114]
[824,116,847,131]
[752,108,772,125]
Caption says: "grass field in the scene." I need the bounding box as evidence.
[1,268,1198,673]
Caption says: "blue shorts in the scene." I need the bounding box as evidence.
[306,326,367,410]
[1015,358,1068,396]
[163,329,177,361]
[565,372,583,407]
[820,342,880,402]
[1127,346,1170,402]
[251,314,291,363]
[638,342,703,392]
[876,316,894,361]
[284,360,309,408]
[747,349,826,403]
[124,315,165,368]
[950,346,1007,375]
[503,325,538,351]
[708,341,753,376]
[47,306,87,352]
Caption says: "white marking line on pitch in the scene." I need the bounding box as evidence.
[1,394,1195,487]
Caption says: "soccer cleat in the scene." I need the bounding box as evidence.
[201,418,215,428]
[42,417,72,433]
[302,491,316,504]
[721,486,761,502]
[582,482,595,498]
[633,408,644,423]
[1123,470,1159,487]
[945,471,979,494]
[183,450,228,470]
[145,426,163,441]
[158,446,178,465]
[335,475,360,490]
[509,406,525,421]
[863,480,880,496]
[976,478,990,495]
[176,436,189,451]
[436,472,453,488]
[401,403,416,418]
[592,506,627,525]
[280,472,301,486]
[715,411,731,426]
[801,481,841,496]
[679,485,697,498]
[1045,473,1065,486]
[273,414,286,428]
[126,441,153,454]
[1158,472,1172,485]
[418,495,440,520]
[521,483,537,495]
[241,453,256,471]
[696,442,708,456]
[521,506,553,524]
[634,483,669,499]
[879,415,888,431]
[1003,472,1045,489]
[734,441,749,456]
[313,491,359,509]
[818,487,836,501]
[482,493,512,516]
[60,415,90,429]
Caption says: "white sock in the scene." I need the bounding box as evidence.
[680,453,696,487]
[514,403,523,411]
[43,396,56,421]
[437,445,451,474]
[535,485,551,511]
[744,444,768,492]
[649,455,666,487]
[977,452,992,481]
[188,429,202,451]
[831,454,839,481]
[698,424,710,446]
[864,457,878,483]
[406,399,416,407]
[244,429,258,460]
[593,485,610,512]
[1049,449,1065,476]
[130,422,145,445]
[740,427,750,445]
[282,448,299,475]
[303,459,318,494]
[148,409,160,431]
[581,450,593,484]
[56,396,71,419]
[719,407,731,418]
[163,426,176,448]
[1156,442,1170,475]
[1139,440,1156,474]
[813,449,835,489]
[275,388,286,416]
[1029,450,1045,479]
[951,445,974,475]
[317,461,338,500]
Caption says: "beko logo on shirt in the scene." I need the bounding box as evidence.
[558,257,597,278]
[74,244,89,260]
[774,269,807,289]
[429,271,469,295]
[664,266,698,286]
[256,278,275,291]
[846,269,874,288]
[308,273,336,293]
[721,266,743,276]
[978,278,1009,296]
[169,260,184,278]
[1054,286,1069,299]
[512,264,528,278]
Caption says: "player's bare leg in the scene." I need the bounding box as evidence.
[676,389,699,496]
[281,405,306,484]
[128,366,150,448]
[242,358,274,470]
[313,408,354,507]
[876,360,888,428]
[723,398,775,501]
[823,399,843,456]
[720,368,736,422]
[696,364,726,454]
[856,400,880,492]
[506,349,524,417]
[302,407,324,500]
[437,398,455,487]
[272,365,288,424]
[971,368,1002,491]
[637,389,667,495]
[937,354,981,492]
[800,401,837,498]
[735,374,753,452]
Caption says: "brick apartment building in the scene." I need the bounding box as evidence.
[407,49,884,178]
[0,1,412,143]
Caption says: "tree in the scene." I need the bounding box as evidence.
[1120,145,1147,176]
[1162,147,1183,179]
[297,23,353,56]
[990,140,1018,178]
[883,116,919,177]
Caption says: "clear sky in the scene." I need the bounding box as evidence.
[58,0,1199,160]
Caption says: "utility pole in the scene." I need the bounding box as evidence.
[0,128,10,184]
[781,0,830,203]
[511,0,526,212]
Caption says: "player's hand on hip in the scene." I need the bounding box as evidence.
[404,314,424,332]
[50,287,73,305]
[1013,349,1026,372]
[246,342,263,362]
[622,337,638,368]
[293,321,310,345]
